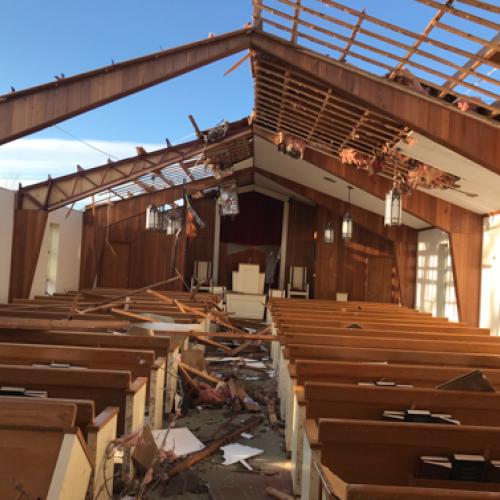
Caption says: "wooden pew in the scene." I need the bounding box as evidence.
[0,397,118,499]
[317,464,500,499]
[0,365,146,436]
[0,401,92,500]
[0,342,165,429]
[299,383,500,499]
[315,419,500,499]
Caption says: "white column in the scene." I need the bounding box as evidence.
[279,200,290,290]
[212,202,221,285]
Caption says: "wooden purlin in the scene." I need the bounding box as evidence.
[388,0,453,79]
[0,29,252,145]
[257,4,500,105]
[20,120,252,210]
[272,0,500,87]
[254,0,500,117]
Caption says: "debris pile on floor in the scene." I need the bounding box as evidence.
[111,292,291,499]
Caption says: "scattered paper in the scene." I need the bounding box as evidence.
[243,361,267,369]
[152,428,205,458]
[220,443,264,465]
[241,433,253,440]
[240,459,253,470]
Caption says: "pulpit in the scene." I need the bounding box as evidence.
[226,263,266,320]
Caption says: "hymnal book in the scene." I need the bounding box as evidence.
[451,454,486,481]
[419,456,452,479]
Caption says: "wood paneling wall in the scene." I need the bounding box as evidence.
[185,197,216,283]
[79,199,186,291]
[281,202,402,302]
[285,200,317,293]
[9,209,48,300]
[313,208,399,302]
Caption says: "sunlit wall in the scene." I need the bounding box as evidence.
[481,215,500,336]
[415,228,458,322]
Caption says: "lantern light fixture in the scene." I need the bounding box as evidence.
[324,220,335,243]
[384,188,403,226]
[342,186,353,241]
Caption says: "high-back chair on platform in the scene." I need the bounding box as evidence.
[287,265,310,299]
[191,260,213,292]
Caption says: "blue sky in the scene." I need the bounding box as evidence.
[0,0,498,184]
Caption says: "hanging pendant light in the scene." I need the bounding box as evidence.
[384,156,403,227]
[324,220,334,243]
[342,186,353,241]
[384,188,402,226]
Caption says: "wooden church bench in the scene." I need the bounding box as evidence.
[0,342,165,429]
[280,343,500,454]
[0,364,146,436]
[276,318,487,334]
[278,326,497,343]
[0,397,118,500]
[317,463,500,500]
[297,383,500,497]
[0,403,92,500]
[309,419,500,500]
[283,333,500,356]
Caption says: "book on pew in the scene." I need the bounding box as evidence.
[31,363,86,370]
[418,456,452,480]
[437,370,496,393]
[487,460,500,483]
[382,409,460,425]
[451,454,487,482]
[0,386,47,398]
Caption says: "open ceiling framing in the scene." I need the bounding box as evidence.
[253,0,500,117]
[1,0,498,222]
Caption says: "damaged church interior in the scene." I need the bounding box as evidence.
[0,0,499,498]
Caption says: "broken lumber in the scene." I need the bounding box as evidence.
[178,362,220,385]
[179,364,201,391]
[165,416,262,478]
[193,336,233,354]
[110,308,155,323]
[229,340,253,356]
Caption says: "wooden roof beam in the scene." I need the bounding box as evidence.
[250,31,500,176]
[19,119,251,210]
[0,29,251,145]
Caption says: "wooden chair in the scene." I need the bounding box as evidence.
[287,266,309,299]
[190,260,213,292]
